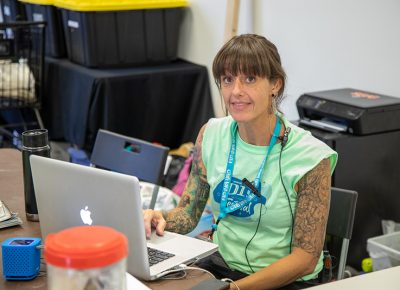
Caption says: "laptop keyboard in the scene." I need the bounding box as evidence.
[147,247,175,266]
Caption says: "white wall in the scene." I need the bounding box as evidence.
[178,0,400,120]
[177,0,226,117]
[178,0,254,117]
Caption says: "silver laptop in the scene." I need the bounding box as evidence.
[30,155,218,281]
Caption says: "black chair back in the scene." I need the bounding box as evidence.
[326,187,358,280]
[90,129,169,185]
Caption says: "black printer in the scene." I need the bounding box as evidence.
[296,88,400,271]
[297,88,400,135]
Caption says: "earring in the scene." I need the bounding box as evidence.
[270,91,278,113]
[269,93,277,113]
[269,99,277,114]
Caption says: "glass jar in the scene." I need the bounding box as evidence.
[44,226,128,290]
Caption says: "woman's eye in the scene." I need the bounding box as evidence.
[222,76,233,84]
[246,76,256,83]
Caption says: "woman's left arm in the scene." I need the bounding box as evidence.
[231,158,331,290]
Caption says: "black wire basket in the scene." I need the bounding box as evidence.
[0,21,45,144]
[0,21,45,110]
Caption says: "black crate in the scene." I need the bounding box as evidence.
[0,0,26,22]
[24,3,66,57]
[0,21,46,142]
[0,21,45,110]
[60,7,183,68]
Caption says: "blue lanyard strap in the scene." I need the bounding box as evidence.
[210,117,282,236]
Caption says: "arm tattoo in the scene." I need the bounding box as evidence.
[293,158,331,257]
[165,125,210,234]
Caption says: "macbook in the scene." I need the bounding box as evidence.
[30,155,218,281]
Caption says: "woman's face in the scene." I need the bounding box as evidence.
[220,73,280,125]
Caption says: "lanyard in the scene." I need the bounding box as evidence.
[210,117,282,236]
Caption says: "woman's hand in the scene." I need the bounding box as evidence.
[143,209,166,239]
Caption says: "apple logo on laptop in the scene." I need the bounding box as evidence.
[80,206,93,225]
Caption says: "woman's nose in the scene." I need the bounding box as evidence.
[231,78,244,95]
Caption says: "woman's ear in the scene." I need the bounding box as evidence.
[271,78,283,94]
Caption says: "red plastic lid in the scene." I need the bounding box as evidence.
[44,226,128,269]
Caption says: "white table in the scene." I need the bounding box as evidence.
[310,266,400,290]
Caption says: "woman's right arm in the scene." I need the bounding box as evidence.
[143,124,210,237]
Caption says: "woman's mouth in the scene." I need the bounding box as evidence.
[231,101,251,110]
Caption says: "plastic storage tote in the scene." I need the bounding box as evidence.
[54,0,188,68]
[367,231,400,271]
[19,0,66,57]
[0,0,26,21]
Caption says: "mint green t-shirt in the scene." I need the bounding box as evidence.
[202,116,338,279]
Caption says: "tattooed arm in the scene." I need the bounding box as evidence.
[293,158,331,260]
[164,124,210,234]
[143,125,210,237]
[227,158,331,290]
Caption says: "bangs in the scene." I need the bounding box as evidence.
[212,34,286,110]
[213,37,277,86]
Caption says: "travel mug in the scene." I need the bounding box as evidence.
[21,129,51,221]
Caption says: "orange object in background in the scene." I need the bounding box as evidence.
[45,225,128,289]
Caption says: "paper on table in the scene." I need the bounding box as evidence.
[0,213,23,229]
[0,200,23,229]
[126,272,151,290]
[0,200,12,222]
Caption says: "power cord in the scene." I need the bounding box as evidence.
[161,270,187,280]
[279,128,335,284]
[279,138,310,284]
[244,202,264,273]
[279,144,294,254]
[38,245,47,277]
[221,278,240,290]
[243,126,290,273]
[278,124,294,249]
[159,264,216,280]
[181,265,216,278]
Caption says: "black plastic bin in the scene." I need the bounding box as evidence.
[22,2,66,57]
[60,7,184,68]
[0,0,26,21]
[54,0,188,68]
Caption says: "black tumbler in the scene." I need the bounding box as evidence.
[22,129,51,222]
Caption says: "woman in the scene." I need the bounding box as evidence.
[144,34,337,290]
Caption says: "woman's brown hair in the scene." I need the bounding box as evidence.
[212,34,286,110]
